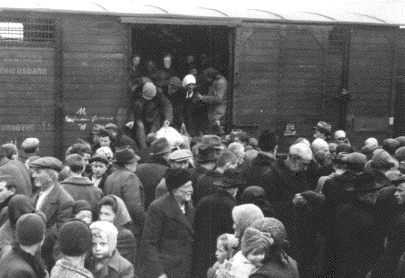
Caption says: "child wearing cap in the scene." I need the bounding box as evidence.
[87,221,134,278]
[51,219,94,278]
[72,200,94,226]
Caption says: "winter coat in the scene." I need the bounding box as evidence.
[244,152,276,188]
[372,170,392,188]
[136,162,168,210]
[8,159,33,194]
[113,131,138,153]
[193,170,222,205]
[200,75,228,124]
[87,249,134,278]
[51,257,94,278]
[142,193,194,278]
[249,256,299,278]
[0,220,15,251]
[104,167,146,236]
[0,157,31,195]
[192,190,237,278]
[61,176,103,212]
[132,91,173,124]
[333,201,385,278]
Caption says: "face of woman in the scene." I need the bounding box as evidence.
[173,181,193,203]
[99,205,115,223]
[91,162,108,178]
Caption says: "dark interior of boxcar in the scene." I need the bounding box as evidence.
[131,24,230,78]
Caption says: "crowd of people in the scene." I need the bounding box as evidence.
[2,119,405,278]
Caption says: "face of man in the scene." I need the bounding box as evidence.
[170,160,189,169]
[313,130,327,140]
[32,168,52,189]
[0,181,14,203]
[132,56,140,67]
[290,155,312,172]
[99,136,111,148]
[173,181,193,203]
[163,56,172,69]
[395,184,405,205]
[315,146,330,163]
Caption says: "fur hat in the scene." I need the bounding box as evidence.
[142,82,157,100]
[16,213,46,246]
[90,221,118,255]
[166,168,191,192]
[241,227,273,256]
[251,218,287,249]
[59,219,92,256]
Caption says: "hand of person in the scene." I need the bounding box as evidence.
[126,121,134,129]
[158,274,168,278]
[163,120,170,127]
[292,193,307,206]
[195,92,202,101]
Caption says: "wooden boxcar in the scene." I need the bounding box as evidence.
[0,3,404,157]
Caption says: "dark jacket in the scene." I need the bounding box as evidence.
[87,249,134,278]
[193,170,222,205]
[334,201,385,278]
[136,162,168,210]
[61,176,103,212]
[192,190,237,278]
[104,167,146,236]
[142,193,194,278]
[132,91,173,124]
[9,159,33,194]
[191,166,209,186]
[117,227,136,267]
[244,152,276,188]
[0,157,31,195]
[114,131,138,152]
[372,170,392,189]
[0,244,48,278]
[249,256,299,278]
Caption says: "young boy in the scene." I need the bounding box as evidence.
[87,221,134,278]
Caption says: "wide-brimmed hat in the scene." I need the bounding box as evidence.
[312,121,332,135]
[196,144,217,162]
[213,168,244,189]
[201,135,225,150]
[113,147,140,164]
[150,138,172,156]
[346,172,384,192]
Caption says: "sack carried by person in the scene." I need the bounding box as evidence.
[156,126,184,148]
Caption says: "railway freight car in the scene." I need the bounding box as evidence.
[0,2,404,157]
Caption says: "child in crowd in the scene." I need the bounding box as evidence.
[207,233,238,278]
[87,221,134,278]
[73,200,94,226]
[216,227,273,278]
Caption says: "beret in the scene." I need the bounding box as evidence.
[167,149,193,162]
[21,138,40,150]
[29,156,63,171]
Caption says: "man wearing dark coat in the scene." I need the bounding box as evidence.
[192,168,241,278]
[142,168,194,278]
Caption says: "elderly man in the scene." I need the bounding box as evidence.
[30,157,74,270]
[308,138,333,187]
[334,130,350,145]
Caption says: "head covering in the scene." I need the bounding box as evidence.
[232,204,264,239]
[396,136,405,147]
[72,200,93,215]
[96,146,114,161]
[395,146,405,162]
[113,147,140,164]
[312,121,332,135]
[150,138,172,156]
[104,123,118,132]
[335,143,354,155]
[21,138,40,151]
[346,172,384,192]
[89,154,109,165]
[371,149,396,170]
[213,168,243,189]
[258,130,278,152]
[241,227,273,256]
[343,152,367,167]
[383,138,400,155]
[202,135,225,150]
[142,82,157,100]
[169,76,182,88]
[90,221,118,254]
[182,74,196,87]
[167,149,193,162]
[8,194,35,228]
[1,144,17,158]
[196,144,217,162]
[392,175,405,185]
[101,195,132,228]
[59,219,92,256]
[16,213,46,246]
[241,186,266,204]
[166,168,191,193]
[251,218,287,249]
[29,156,63,171]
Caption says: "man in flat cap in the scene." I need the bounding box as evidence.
[18,137,40,165]
[30,156,74,270]
[155,149,194,199]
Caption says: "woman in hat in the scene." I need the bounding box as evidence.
[89,154,111,192]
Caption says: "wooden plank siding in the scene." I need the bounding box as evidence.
[346,27,395,146]
[394,29,405,137]
[0,46,56,155]
[61,15,128,151]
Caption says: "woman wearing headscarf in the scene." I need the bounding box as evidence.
[0,194,35,251]
[241,186,275,218]
[249,217,299,278]
[98,195,136,265]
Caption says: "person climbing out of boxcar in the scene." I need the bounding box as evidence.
[126,81,173,150]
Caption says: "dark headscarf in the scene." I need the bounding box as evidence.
[241,186,275,217]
